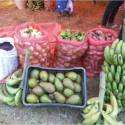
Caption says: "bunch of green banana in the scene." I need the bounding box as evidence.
[27,0,44,11]
[0,49,31,107]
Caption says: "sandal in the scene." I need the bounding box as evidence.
[106,24,118,29]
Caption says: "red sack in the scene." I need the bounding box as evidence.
[53,29,88,68]
[14,22,51,68]
[83,28,118,79]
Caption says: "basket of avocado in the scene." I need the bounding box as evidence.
[23,65,87,108]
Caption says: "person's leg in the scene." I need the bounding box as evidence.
[102,1,119,26]
[108,1,124,25]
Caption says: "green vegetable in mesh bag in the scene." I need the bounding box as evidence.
[74,30,81,37]
[60,30,67,38]
[64,37,70,40]
[67,29,71,33]
[67,32,72,38]
[81,32,86,36]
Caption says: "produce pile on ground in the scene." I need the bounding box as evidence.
[26,69,83,105]
[0,49,31,107]
[58,29,86,41]
[88,30,115,41]
[79,72,123,125]
[102,39,125,107]
[27,0,44,11]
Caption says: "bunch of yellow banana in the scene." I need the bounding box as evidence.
[27,0,44,11]
[102,39,125,107]
[79,92,123,125]
[0,69,23,107]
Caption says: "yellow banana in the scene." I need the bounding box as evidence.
[3,84,12,97]
[6,99,15,106]
[83,103,94,114]
[11,69,22,79]
[81,102,99,119]
[104,103,113,114]
[82,111,101,125]
[104,118,109,125]
[87,97,98,105]
[111,39,119,49]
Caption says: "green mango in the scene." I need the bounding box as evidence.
[60,30,67,38]
[65,72,77,81]
[63,88,74,98]
[32,85,45,96]
[73,83,82,93]
[54,78,63,92]
[39,82,55,94]
[39,71,48,82]
[66,95,80,105]
[56,73,65,81]
[54,92,66,103]
[30,69,40,80]
[26,94,39,103]
[76,74,82,84]
[78,97,83,105]
[63,78,74,90]
[40,94,52,103]
[48,73,55,83]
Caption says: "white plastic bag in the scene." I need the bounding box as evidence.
[0,37,19,80]
[65,0,73,12]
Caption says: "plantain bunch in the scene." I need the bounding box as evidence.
[27,0,44,11]
[102,39,125,107]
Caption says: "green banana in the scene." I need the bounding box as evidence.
[81,102,99,119]
[110,65,115,79]
[104,95,108,102]
[110,48,115,61]
[122,75,125,85]
[115,42,121,54]
[83,103,94,114]
[121,42,125,61]
[103,103,113,114]
[115,72,120,84]
[103,60,110,69]
[108,72,113,83]
[114,89,119,97]
[118,83,123,93]
[3,84,11,97]
[105,65,110,74]
[117,99,122,107]
[101,110,117,125]
[11,69,22,79]
[122,63,125,72]
[106,88,110,96]
[117,93,122,100]
[82,111,101,125]
[104,46,113,64]
[6,99,15,106]
[111,39,119,49]
[104,118,109,125]
[122,89,125,99]
[117,65,122,79]
[15,89,24,107]
[6,84,20,95]
[119,40,123,47]
[118,53,123,65]
[108,92,118,118]
[105,73,108,82]
[106,96,110,103]
[6,73,22,86]
[112,81,117,92]
[107,81,112,91]
[113,54,118,66]
[87,97,98,105]
[118,106,122,114]
[102,65,106,72]
[0,88,15,102]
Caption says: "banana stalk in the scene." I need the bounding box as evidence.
[96,71,106,125]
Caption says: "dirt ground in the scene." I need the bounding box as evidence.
[0,1,124,124]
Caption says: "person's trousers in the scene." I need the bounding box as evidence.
[102,1,124,26]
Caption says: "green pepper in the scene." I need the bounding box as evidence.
[67,29,71,33]
[81,32,86,36]
[60,30,67,38]
[74,30,81,37]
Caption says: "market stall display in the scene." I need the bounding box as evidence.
[0,37,19,80]
[14,22,51,68]
[83,28,117,79]
[23,65,87,108]
[53,29,88,68]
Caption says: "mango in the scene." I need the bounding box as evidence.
[76,74,82,84]
[63,78,74,90]
[39,70,48,82]
[26,94,39,103]
[48,73,55,83]
[54,78,63,92]
[32,85,45,96]
[40,94,52,103]
[30,69,40,80]
[66,95,80,105]
[63,88,74,98]
[54,92,66,104]
[65,72,77,81]
[39,82,55,93]
[28,78,38,88]
[73,83,82,93]
[56,73,65,81]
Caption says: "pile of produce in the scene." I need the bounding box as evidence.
[0,49,31,107]
[27,0,44,11]
[102,39,125,107]
[58,29,86,41]
[78,72,123,125]
[18,25,43,38]
[88,30,115,41]
[26,70,83,105]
